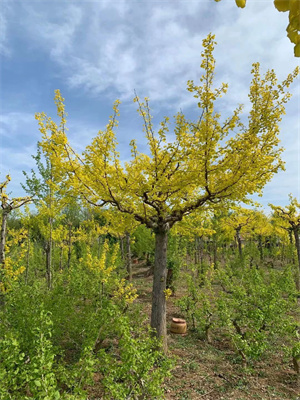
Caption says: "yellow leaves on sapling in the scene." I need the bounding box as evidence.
[85,240,119,284]
[0,228,28,293]
[164,288,172,300]
[113,278,138,304]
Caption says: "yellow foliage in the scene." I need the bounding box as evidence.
[164,288,172,299]
[101,209,139,237]
[175,210,215,239]
[38,34,298,238]
[274,0,290,12]
[113,279,138,304]
[270,195,300,230]
[0,228,28,293]
[1,175,32,211]
[235,0,246,8]
[250,210,273,237]
[85,240,119,283]
[294,43,300,57]
[221,207,259,239]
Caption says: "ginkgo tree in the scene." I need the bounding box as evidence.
[270,196,300,291]
[222,207,258,259]
[100,209,139,281]
[38,34,298,352]
[174,209,215,267]
[22,147,67,289]
[0,175,32,295]
[250,210,273,261]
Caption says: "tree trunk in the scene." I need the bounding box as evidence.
[125,231,132,281]
[194,236,199,265]
[151,229,168,353]
[45,240,52,290]
[199,236,204,265]
[0,211,8,266]
[197,237,205,279]
[59,247,63,270]
[119,235,125,261]
[25,232,30,284]
[213,236,218,267]
[34,242,38,278]
[258,235,263,261]
[236,227,242,259]
[67,224,72,269]
[46,170,53,290]
[0,211,8,302]
[289,229,295,264]
[292,227,300,292]
[166,267,174,292]
[146,252,151,265]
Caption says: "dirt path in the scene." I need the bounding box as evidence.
[132,262,299,400]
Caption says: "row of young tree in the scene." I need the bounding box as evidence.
[1,168,300,398]
[0,34,299,398]
[34,34,299,352]
[1,176,300,294]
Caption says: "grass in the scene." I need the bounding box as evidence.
[88,261,300,400]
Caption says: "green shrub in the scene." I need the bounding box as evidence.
[0,252,173,399]
[216,265,297,362]
[176,263,216,341]
[0,307,95,399]
[177,262,298,365]
[99,322,173,399]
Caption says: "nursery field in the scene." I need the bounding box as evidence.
[0,210,299,400]
[1,31,300,400]
[134,262,299,400]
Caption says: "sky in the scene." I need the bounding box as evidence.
[0,0,299,212]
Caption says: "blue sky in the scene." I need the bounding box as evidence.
[0,0,299,211]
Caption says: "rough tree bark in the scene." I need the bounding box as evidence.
[236,227,243,259]
[0,211,8,266]
[292,227,300,292]
[288,229,295,264]
[67,223,72,269]
[194,236,199,265]
[151,228,168,353]
[213,237,218,267]
[119,235,125,261]
[25,231,30,284]
[45,239,52,290]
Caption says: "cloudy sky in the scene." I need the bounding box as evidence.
[0,0,299,210]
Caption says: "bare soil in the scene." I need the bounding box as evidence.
[89,262,300,400]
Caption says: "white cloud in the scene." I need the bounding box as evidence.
[11,0,297,110]
[1,0,299,204]
[0,111,40,195]
[7,2,209,104]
